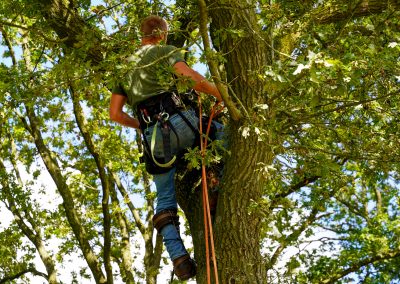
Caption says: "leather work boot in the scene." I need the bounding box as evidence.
[173,254,197,281]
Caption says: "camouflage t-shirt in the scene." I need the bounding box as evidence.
[112,44,185,108]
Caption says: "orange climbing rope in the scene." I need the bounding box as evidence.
[198,95,224,284]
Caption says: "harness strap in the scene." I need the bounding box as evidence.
[150,120,177,168]
[161,122,172,164]
[152,209,179,233]
[176,109,198,135]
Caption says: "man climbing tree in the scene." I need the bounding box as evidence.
[109,15,223,281]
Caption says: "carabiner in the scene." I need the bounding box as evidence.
[159,111,169,122]
[141,110,152,124]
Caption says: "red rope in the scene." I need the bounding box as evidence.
[198,95,222,284]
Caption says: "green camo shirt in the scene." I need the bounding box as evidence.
[112,44,185,108]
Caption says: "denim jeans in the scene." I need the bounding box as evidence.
[145,109,224,260]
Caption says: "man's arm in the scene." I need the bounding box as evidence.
[173,61,222,102]
[109,93,140,129]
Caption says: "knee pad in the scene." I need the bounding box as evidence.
[152,209,180,233]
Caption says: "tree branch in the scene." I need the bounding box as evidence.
[109,186,135,283]
[70,86,113,283]
[133,132,163,282]
[267,207,320,270]
[110,170,146,235]
[0,26,17,65]
[274,175,321,200]
[22,104,107,284]
[0,267,48,284]
[311,0,400,25]
[0,20,63,44]
[30,0,103,63]
[336,196,369,221]
[198,0,242,121]
[321,249,400,284]
[297,89,400,124]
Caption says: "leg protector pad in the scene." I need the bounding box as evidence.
[153,209,179,233]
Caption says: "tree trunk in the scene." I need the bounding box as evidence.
[201,1,271,282]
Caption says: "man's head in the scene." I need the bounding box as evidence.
[140,15,168,43]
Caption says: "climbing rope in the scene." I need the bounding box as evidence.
[198,95,224,284]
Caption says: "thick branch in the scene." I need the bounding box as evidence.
[33,0,103,63]
[4,24,105,282]
[70,87,113,283]
[312,0,400,25]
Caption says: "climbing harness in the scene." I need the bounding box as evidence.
[137,91,198,174]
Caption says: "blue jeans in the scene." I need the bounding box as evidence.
[146,109,224,260]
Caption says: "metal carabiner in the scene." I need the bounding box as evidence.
[141,111,152,124]
[159,111,169,123]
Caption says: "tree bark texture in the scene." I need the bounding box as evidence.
[192,0,273,282]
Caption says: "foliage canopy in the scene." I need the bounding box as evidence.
[0,0,400,283]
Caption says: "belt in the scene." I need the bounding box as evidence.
[137,92,186,127]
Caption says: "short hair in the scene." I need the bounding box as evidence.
[140,15,168,39]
